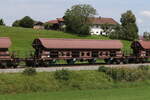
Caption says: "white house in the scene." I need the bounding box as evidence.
[33,21,44,30]
[89,17,118,35]
[47,17,118,35]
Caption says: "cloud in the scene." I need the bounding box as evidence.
[140,11,150,17]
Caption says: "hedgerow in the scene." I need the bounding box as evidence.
[98,66,150,82]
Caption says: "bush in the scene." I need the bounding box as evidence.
[12,20,20,27]
[98,66,148,82]
[54,69,71,81]
[22,67,37,76]
[138,65,149,71]
[98,66,109,73]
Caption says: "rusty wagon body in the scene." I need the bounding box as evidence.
[0,37,19,68]
[130,41,150,63]
[25,38,123,66]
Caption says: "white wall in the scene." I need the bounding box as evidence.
[90,25,106,35]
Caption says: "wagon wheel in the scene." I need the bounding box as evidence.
[104,58,112,64]
[26,60,37,67]
[66,59,75,65]
[88,59,96,64]
[115,59,121,64]
[42,61,50,67]
[12,62,19,68]
[1,62,8,69]
[123,59,129,64]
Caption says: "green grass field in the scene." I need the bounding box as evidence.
[0,86,150,100]
[0,26,131,57]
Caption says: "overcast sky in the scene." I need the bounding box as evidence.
[0,0,150,35]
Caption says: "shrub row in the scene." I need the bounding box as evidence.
[98,66,150,82]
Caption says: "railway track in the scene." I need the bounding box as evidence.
[0,63,150,73]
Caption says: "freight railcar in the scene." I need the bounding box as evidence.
[25,38,123,66]
[130,41,150,63]
[0,37,19,68]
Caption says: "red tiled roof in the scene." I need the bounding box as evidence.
[47,18,64,24]
[57,18,64,22]
[47,17,118,25]
[0,37,11,48]
[89,17,118,25]
[33,38,123,49]
[47,20,58,24]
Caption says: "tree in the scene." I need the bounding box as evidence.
[120,10,139,41]
[64,4,97,35]
[0,19,5,26]
[44,22,53,30]
[143,32,150,40]
[109,24,123,39]
[12,20,20,27]
[19,16,34,28]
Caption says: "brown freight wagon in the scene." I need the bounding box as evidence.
[26,38,123,66]
[131,41,150,63]
[0,37,18,68]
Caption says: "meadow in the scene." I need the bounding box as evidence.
[0,86,150,100]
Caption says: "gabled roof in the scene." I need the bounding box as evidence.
[56,18,64,22]
[0,37,11,48]
[138,41,150,49]
[47,17,118,25]
[47,20,58,24]
[89,17,118,25]
[33,38,123,49]
[47,18,64,24]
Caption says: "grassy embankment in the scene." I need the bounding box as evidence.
[0,26,132,57]
[0,67,150,99]
[0,66,150,94]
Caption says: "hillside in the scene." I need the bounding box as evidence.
[0,26,131,56]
